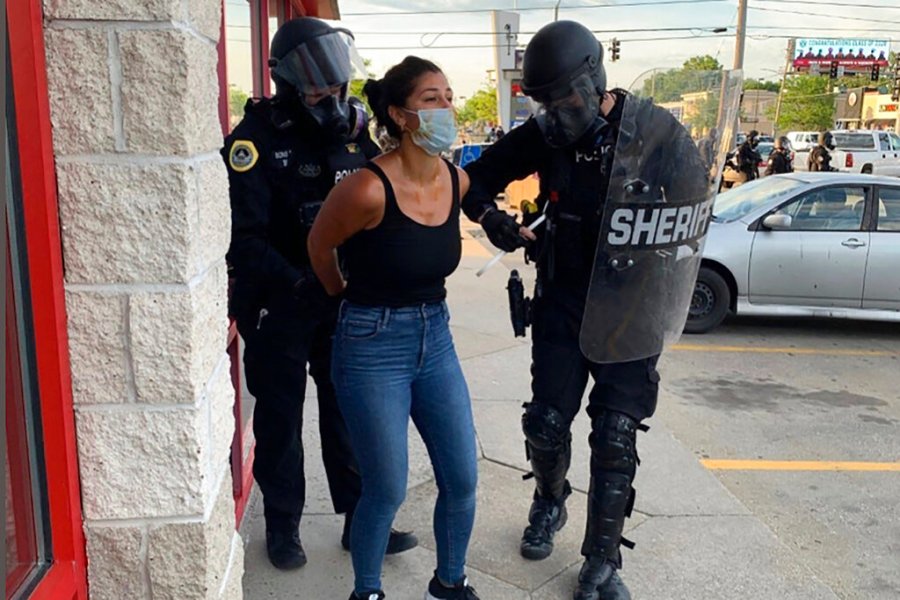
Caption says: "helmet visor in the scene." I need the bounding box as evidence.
[534,72,600,148]
[272,29,364,95]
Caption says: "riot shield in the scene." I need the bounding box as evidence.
[579,69,743,363]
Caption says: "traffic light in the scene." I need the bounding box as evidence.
[610,38,620,62]
[870,64,880,82]
[829,61,839,79]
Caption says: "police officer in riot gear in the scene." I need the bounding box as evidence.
[224,17,416,571]
[765,136,794,175]
[808,131,837,171]
[736,129,762,181]
[463,20,702,600]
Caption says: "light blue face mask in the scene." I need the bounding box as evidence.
[403,108,458,156]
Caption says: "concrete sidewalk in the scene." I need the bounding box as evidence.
[240,231,838,600]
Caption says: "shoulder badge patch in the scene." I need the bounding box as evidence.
[345,143,361,154]
[229,140,259,172]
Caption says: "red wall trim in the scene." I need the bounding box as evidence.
[217,0,229,136]
[259,0,272,97]
[7,0,88,597]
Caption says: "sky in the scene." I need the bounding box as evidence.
[332,0,900,98]
[224,0,900,101]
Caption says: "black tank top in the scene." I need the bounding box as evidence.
[343,160,462,307]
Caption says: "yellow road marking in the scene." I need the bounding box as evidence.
[672,344,897,357]
[702,459,900,472]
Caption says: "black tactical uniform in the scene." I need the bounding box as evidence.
[463,20,702,600]
[765,137,793,176]
[808,132,837,172]
[736,130,762,181]
[224,17,415,571]
[225,94,378,526]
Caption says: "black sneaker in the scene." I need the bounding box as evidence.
[520,492,568,560]
[265,529,307,570]
[424,573,480,600]
[573,557,631,600]
[348,591,385,600]
[341,514,419,555]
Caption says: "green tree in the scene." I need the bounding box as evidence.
[768,74,834,131]
[682,55,722,72]
[744,79,780,92]
[638,56,722,102]
[685,93,720,132]
[229,85,249,119]
[457,87,498,126]
[348,59,376,113]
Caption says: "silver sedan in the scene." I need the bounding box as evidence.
[687,172,900,333]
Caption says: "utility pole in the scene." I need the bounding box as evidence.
[733,0,748,70]
[773,39,794,136]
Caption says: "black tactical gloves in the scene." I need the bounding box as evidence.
[481,208,528,252]
[293,269,338,317]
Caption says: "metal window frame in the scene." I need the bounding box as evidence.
[6,0,89,597]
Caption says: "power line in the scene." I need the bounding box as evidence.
[341,0,730,17]
[754,0,900,9]
[347,26,730,35]
[749,3,900,25]
[356,33,730,51]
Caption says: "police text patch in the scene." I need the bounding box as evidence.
[229,140,259,172]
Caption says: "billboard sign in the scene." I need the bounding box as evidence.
[793,38,890,73]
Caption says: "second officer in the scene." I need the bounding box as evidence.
[463,20,705,600]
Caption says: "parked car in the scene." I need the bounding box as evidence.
[735,132,773,147]
[687,172,900,333]
[830,130,900,176]
[794,130,900,176]
[755,141,774,170]
[786,131,819,152]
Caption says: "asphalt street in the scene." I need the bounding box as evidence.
[659,316,900,600]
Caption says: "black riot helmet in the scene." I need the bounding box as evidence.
[268,18,363,138]
[521,21,608,148]
[747,129,760,148]
[775,135,790,150]
[819,131,835,150]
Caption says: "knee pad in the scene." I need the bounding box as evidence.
[522,402,571,452]
[588,410,640,478]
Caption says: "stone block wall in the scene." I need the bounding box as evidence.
[42,1,242,597]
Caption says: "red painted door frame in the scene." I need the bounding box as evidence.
[7,0,89,598]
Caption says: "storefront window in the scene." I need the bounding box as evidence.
[268,0,288,91]
[5,59,52,600]
[224,0,256,131]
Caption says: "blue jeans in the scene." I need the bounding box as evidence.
[332,300,478,594]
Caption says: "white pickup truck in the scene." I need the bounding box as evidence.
[823,130,900,177]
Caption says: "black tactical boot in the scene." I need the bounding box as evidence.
[520,485,571,560]
[265,528,307,570]
[573,556,631,600]
[341,512,419,554]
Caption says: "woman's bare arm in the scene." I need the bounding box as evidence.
[308,169,384,296]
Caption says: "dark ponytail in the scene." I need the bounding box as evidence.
[363,56,442,139]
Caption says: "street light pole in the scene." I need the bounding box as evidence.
[554,0,562,21]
